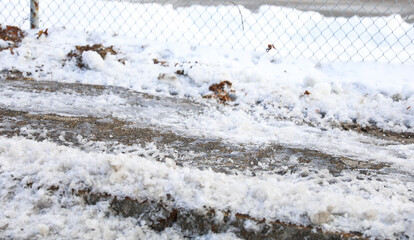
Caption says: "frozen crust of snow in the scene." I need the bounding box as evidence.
[0,137,413,239]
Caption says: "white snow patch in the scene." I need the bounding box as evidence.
[0,39,11,48]
[82,50,105,71]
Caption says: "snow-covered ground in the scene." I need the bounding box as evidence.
[1,27,414,134]
[1,1,414,239]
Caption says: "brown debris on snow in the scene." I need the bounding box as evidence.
[204,80,235,103]
[0,24,26,53]
[153,58,168,66]
[66,44,118,69]
[299,90,312,98]
[266,44,276,52]
[0,68,34,81]
[36,28,49,39]
[153,59,187,76]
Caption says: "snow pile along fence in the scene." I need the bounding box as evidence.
[1,0,414,63]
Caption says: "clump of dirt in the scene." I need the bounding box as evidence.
[0,24,26,53]
[175,69,185,75]
[204,81,235,103]
[66,44,118,69]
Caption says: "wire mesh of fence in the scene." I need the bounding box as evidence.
[1,0,414,63]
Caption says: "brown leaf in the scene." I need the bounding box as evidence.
[266,44,276,52]
[153,58,168,66]
[36,28,49,39]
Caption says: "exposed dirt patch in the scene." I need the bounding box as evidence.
[66,44,118,68]
[0,68,34,81]
[0,24,26,53]
[340,122,414,144]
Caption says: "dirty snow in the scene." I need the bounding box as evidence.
[1,28,413,133]
[1,1,414,239]
[1,137,413,239]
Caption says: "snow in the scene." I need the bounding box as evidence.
[1,80,413,173]
[1,0,414,239]
[1,137,413,239]
[1,28,413,133]
[0,39,11,49]
[82,51,106,71]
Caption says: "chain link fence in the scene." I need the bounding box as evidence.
[1,0,414,63]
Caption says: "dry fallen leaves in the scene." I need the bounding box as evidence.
[36,28,49,39]
[66,44,118,69]
[203,80,235,103]
[153,58,168,66]
[266,44,276,52]
[0,24,26,53]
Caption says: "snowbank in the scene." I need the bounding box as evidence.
[0,137,413,239]
[0,28,413,133]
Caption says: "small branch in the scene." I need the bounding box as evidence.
[228,1,245,31]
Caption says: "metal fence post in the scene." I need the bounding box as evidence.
[30,0,39,29]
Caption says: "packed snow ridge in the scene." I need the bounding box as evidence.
[1,137,414,239]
